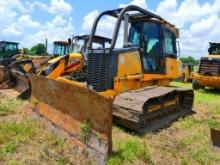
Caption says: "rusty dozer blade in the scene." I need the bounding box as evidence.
[28,74,112,164]
[0,60,34,99]
[113,86,194,134]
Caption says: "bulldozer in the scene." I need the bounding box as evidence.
[26,5,194,163]
[192,42,220,90]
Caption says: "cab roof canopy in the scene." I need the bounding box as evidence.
[88,5,179,49]
[0,41,19,45]
[53,41,70,45]
[74,35,112,44]
[209,42,220,46]
[208,42,220,55]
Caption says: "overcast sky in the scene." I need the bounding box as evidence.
[0,0,219,58]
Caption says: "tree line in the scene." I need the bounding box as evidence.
[22,43,47,55]
[179,56,199,65]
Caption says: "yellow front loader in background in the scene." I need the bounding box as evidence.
[41,35,111,80]
[0,40,71,97]
[28,6,194,163]
[0,35,111,98]
[192,42,220,90]
[177,63,194,83]
[0,40,70,94]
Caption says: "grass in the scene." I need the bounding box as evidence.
[0,95,91,164]
[107,136,152,165]
[80,121,92,142]
[0,95,21,115]
[0,117,73,163]
[171,82,220,164]
[0,120,36,159]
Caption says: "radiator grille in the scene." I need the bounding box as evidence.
[87,50,110,92]
[199,58,220,76]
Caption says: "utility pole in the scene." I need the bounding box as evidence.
[45,38,48,54]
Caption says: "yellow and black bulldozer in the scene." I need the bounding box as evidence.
[192,42,220,90]
[25,6,194,162]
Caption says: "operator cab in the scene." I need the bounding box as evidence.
[128,20,178,73]
[72,35,111,53]
[53,41,70,56]
[208,43,220,55]
[0,41,19,59]
[87,5,180,92]
[71,35,111,61]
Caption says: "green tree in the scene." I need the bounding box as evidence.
[179,56,199,65]
[29,43,47,55]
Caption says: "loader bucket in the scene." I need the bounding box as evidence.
[0,60,34,99]
[0,58,16,85]
[9,69,31,99]
[28,74,112,164]
[0,65,11,85]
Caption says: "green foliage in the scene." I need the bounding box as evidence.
[179,56,199,65]
[181,158,189,165]
[0,141,17,156]
[107,138,152,165]
[24,43,47,55]
[205,119,220,130]
[56,157,69,165]
[80,121,92,142]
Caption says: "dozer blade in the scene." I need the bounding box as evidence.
[28,74,112,164]
[113,86,194,134]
